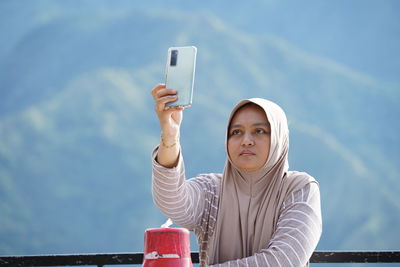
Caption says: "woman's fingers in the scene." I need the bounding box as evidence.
[152,85,179,112]
[151,84,177,100]
[151,83,165,99]
[150,84,184,136]
[156,94,178,112]
[157,89,177,100]
[151,83,184,127]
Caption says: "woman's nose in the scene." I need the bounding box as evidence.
[241,134,254,146]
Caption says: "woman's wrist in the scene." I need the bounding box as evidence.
[160,133,180,148]
[157,131,181,168]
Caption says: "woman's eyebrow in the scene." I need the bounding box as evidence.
[253,122,270,127]
[229,122,270,129]
[229,124,242,129]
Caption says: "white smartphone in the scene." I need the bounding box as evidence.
[164,46,197,107]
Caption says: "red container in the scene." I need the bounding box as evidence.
[142,228,193,267]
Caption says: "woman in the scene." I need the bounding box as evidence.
[151,84,322,266]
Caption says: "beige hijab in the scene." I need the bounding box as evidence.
[209,98,316,264]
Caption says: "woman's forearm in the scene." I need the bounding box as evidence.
[156,133,180,168]
[152,147,207,229]
[151,84,184,168]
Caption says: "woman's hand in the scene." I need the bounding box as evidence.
[151,84,183,167]
[151,84,184,139]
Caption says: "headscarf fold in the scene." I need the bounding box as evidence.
[209,98,315,264]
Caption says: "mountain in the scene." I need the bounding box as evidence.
[0,2,399,265]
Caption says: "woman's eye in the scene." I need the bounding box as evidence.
[255,129,265,134]
[231,129,241,135]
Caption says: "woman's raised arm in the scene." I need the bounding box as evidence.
[151,83,184,168]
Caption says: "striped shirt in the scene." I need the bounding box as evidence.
[152,150,322,267]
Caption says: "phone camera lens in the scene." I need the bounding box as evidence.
[170,50,178,66]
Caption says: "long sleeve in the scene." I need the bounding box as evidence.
[152,146,219,230]
[208,182,322,267]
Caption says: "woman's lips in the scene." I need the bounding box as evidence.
[240,150,256,156]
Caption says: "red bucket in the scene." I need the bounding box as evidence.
[142,228,193,267]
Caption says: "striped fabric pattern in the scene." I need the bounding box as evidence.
[152,151,322,267]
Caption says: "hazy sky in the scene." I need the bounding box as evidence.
[2,0,398,84]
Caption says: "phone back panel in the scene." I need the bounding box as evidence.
[165,46,197,107]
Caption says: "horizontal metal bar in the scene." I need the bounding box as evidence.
[310,251,400,263]
[0,251,399,266]
[0,253,142,266]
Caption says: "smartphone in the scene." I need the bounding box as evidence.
[164,46,197,107]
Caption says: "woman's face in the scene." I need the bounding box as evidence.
[227,104,271,172]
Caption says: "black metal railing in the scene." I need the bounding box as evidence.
[1,251,400,266]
